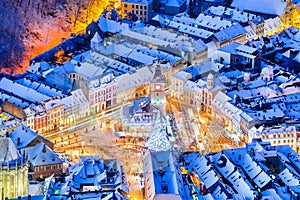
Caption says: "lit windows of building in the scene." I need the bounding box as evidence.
[0,138,28,200]
[255,125,298,152]
[121,0,153,22]
[87,72,117,115]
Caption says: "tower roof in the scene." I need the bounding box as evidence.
[91,32,103,43]
[151,65,166,83]
[208,73,214,80]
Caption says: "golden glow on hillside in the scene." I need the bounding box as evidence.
[9,0,120,75]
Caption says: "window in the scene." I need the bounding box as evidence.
[136,4,138,8]
[124,4,127,7]
[158,161,163,167]
[132,4,134,8]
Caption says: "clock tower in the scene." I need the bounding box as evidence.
[150,64,166,106]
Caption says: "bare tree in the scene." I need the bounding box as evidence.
[64,0,88,27]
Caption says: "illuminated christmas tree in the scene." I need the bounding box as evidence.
[145,112,171,152]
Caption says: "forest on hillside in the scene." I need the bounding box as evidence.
[0,0,111,74]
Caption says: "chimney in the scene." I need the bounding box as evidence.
[42,144,47,153]
[17,137,21,146]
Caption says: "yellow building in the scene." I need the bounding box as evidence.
[121,0,154,22]
[0,138,28,200]
[286,2,300,28]
[268,0,300,29]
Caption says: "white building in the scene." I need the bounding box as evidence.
[87,73,117,114]
[213,42,260,69]
[170,71,192,100]
[119,26,208,64]
[264,17,284,36]
[121,97,159,133]
[212,91,242,131]
[254,125,298,152]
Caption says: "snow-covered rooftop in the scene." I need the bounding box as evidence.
[116,66,153,92]
[195,14,233,32]
[0,77,50,104]
[22,141,62,166]
[214,23,247,42]
[208,6,257,23]
[172,71,191,80]
[98,16,129,33]
[231,0,287,16]
[9,124,38,149]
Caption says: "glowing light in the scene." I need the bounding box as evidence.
[54,48,65,64]
[7,0,120,75]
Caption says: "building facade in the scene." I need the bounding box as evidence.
[22,141,63,180]
[254,125,298,152]
[121,0,154,22]
[87,73,118,114]
[0,138,28,200]
[213,24,247,48]
[43,97,65,132]
[170,71,192,101]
